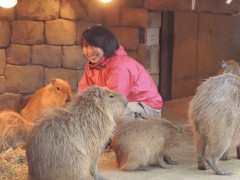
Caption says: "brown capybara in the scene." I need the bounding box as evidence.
[20,78,72,123]
[189,73,240,175]
[217,59,240,161]
[0,110,33,153]
[26,85,127,180]
[111,118,183,171]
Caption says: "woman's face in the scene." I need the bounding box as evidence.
[82,41,104,63]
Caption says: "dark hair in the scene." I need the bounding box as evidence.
[81,25,120,58]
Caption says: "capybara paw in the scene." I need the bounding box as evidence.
[236,146,240,159]
[216,169,233,176]
[198,163,207,170]
[163,154,178,165]
[94,175,107,180]
[135,166,151,171]
[220,156,230,161]
[160,164,172,169]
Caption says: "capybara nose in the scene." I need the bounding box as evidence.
[65,96,72,103]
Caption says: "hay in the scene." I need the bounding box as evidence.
[101,149,116,161]
[0,147,115,180]
[0,148,28,180]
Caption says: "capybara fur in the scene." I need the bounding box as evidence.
[111,118,183,171]
[217,59,240,161]
[20,78,72,123]
[189,73,240,175]
[26,86,127,180]
[0,110,33,153]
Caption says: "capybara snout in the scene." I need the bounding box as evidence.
[26,85,127,180]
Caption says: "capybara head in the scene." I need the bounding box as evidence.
[218,59,240,76]
[75,85,128,120]
[50,78,72,106]
[20,78,72,123]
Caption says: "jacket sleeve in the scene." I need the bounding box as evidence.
[78,71,89,95]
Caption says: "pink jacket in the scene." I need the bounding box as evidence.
[78,46,163,110]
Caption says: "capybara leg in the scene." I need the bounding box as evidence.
[158,155,172,169]
[207,145,232,175]
[236,145,240,159]
[206,158,232,175]
[134,165,151,171]
[90,159,102,180]
[163,154,178,165]
[196,137,207,170]
[220,149,230,161]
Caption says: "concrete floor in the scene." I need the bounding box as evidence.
[98,97,240,180]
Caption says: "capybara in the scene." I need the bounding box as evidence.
[26,85,127,180]
[0,110,33,153]
[111,118,183,171]
[189,73,240,175]
[20,78,72,123]
[217,59,240,160]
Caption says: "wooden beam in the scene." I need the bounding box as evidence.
[144,0,240,15]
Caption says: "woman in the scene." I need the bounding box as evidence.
[78,25,163,120]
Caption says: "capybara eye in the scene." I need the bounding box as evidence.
[109,94,114,99]
[57,87,60,91]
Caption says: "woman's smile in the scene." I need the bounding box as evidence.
[83,43,104,63]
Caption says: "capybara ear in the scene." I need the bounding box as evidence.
[220,60,228,69]
[92,86,102,98]
[88,86,103,98]
[51,78,57,85]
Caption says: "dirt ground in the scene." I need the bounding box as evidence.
[98,96,240,180]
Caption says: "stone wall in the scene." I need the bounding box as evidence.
[0,0,161,111]
[1,0,239,110]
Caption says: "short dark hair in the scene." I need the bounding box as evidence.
[81,25,120,58]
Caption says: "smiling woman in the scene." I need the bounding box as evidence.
[78,25,163,121]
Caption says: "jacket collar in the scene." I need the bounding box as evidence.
[89,56,107,70]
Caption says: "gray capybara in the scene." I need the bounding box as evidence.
[189,73,240,175]
[0,110,33,153]
[20,78,72,124]
[218,59,240,160]
[111,118,183,171]
[26,85,127,180]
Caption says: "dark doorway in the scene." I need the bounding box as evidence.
[159,11,174,101]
